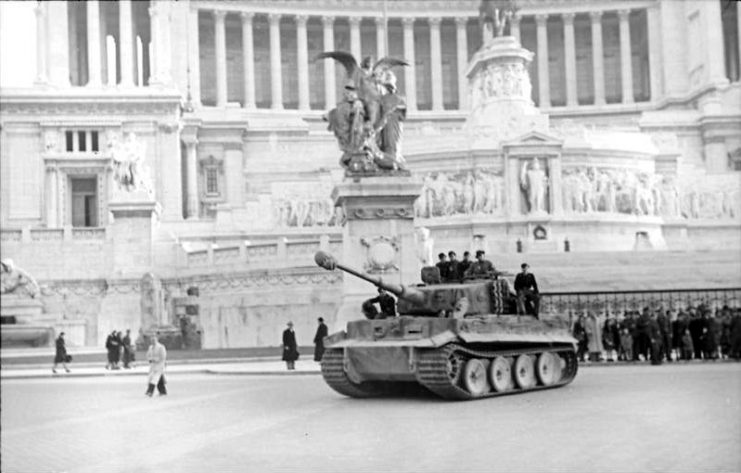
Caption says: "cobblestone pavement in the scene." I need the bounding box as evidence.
[1,363,739,473]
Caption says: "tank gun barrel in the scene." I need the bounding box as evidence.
[314,251,425,305]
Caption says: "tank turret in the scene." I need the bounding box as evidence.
[314,251,514,317]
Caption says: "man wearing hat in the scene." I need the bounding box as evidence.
[282,321,299,370]
[313,317,328,362]
[514,263,540,318]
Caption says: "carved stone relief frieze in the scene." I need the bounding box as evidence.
[271,181,342,228]
[416,169,505,218]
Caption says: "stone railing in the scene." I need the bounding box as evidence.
[1,227,109,243]
[30,228,64,241]
[540,287,741,316]
[182,235,341,270]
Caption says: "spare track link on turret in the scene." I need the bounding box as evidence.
[416,344,578,400]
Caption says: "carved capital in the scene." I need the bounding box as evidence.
[402,17,416,28]
[535,14,548,26]
[374,17,386,27]
[562,13,575,25]
[455,17,469,27]
[240,12,254,24]
[428,17,442,28]
[213,10,227,22]
[349,16,362,27]
[296,14,308,26]
[589,10,603,22]
[268,13,281,25]
[618,9,631,21]
[321,15,335,27]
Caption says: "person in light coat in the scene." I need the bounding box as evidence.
[584,312,604,362]
[145,334,167,397]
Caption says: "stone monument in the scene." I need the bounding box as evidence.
[319,50,422,330]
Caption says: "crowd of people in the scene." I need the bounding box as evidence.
[571,305,741,364]
[104,329,136,370]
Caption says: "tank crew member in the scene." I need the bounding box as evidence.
[459,251,472,276]
[362,287,397,319]
[514,263,540,318]
[435,253,450,281]
[446,251,462,282]
[463,250,495,279]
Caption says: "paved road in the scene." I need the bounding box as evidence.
[2,363,740,473]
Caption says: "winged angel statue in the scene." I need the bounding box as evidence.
[316,52,408,173]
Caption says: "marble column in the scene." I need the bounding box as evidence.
[34,4,47,85]
[241,12,256,109]
[375,17,387,58]
[214,11,228,107]
[350,17,362,60]
[46,1,69,87]
[189,9,201,103]
[455,17,468,110]
[402,17,417,112]
[535,14,550,107]
[184,138,199,219]
[563,13,577,107]
[45,167,59,228]
[297,15,310,111]
[703,0,728,84]
[646,6,661,101]
[87,1,102,86]
[429,17,443,111]
[148,4,159,84]
[269,13,283,110]
[618,9,634,104]
[119,0,134,87]
[322,16,336,109]
[511,14,521,43]
[590,11,605,105]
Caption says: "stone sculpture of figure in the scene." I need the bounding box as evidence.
[473,170,488,214]
[110,132,151,194]
[520,158,547,214]
[415,227,435,266]
[316,52,408,171]
[479,0,518,39]
[0,259,40,299]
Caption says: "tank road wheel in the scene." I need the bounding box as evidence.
[462,359,490,397]
[445,351,464,385]
[514,354,536,390]
[488,356,513,393]
[535,352,559,386]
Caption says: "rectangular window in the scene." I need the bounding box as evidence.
[78,131,87,152]
[70,177,98,227]
[66,131,74,152]
[206,168,219,195]
[91,131,99,152]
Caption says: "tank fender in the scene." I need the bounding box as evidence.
[430,330,458,347]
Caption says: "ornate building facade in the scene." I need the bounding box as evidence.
[1,0,740,348]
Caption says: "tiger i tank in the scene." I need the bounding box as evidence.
[314,251,578,400]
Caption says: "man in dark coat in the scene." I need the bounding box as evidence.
[435,253,450,281]
[313,317,328,362]
[657,310,673,362]
[282,321,299,370]
[648,312,664,365]
[459,251,472,277]
[105,330,118,369]
[688,308,704,359]
[446,251,462,282]
[53,332,71,374]
[514,263,539,318]
[122,329,135,369]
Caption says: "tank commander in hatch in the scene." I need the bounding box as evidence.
[362,287,397,319]
[514,263,540,318]
[463,250,496,279]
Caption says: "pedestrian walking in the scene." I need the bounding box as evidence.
[122,329,135,369]
[104,330,118,369]
[52,332,71,373]
[145,334,167,397]
[282,321,299,370]
[313,317,328,362]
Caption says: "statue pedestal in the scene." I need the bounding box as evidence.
[331,175,422,331]
[109,200,160,277]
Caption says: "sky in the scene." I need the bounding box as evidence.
[0,1,36,88]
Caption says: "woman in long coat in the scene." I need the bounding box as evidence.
[313,317,328,362]
[145,334,167,396]
[52,332,71,373]
[282,321,299,370]
[584,312,604,361]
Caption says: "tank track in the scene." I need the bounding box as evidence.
[320,349,390,398]
[416,344,578,400]
[321,345,577,400]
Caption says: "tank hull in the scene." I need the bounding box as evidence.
[320,315,578,400]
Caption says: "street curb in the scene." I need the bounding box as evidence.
[0,369,322,380]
